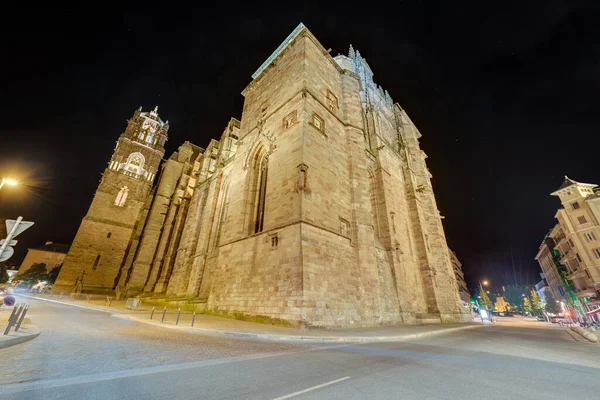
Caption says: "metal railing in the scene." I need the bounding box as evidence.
[149,306,197,327]
[3,303,30,335]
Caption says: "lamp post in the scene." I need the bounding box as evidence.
[476,279,491,323]
[0,177,18,190]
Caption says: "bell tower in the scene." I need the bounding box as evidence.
[54,107,169,294]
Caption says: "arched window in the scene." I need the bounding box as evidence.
[115,186,128,207]
[254,154,269,234]
[125,152,145,175]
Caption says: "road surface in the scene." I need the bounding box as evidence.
[2,298,598,399]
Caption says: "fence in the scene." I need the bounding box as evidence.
[3,303,30,335]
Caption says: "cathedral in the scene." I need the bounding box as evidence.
[54,23,469,327]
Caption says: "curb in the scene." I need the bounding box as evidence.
[21,294,483,343]
[18,294,112,313]
[0,325,41,349]
[570,326,599,343]
[113,313,483,343]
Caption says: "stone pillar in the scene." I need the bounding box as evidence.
[124,158,184,292]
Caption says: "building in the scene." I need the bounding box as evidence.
[535,176,600,320]
[55,23,469,327]
[17,241,70,277]
[535,273,550,303]
[449,250,470,303]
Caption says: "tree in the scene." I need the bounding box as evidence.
[523,296,532,315]
[494,296,510,312]
[17,263,48,284]
[47,264,62,284]
[478,288,494,310]
[530,289,544,315]
[544,290,561,314]
[0,263,9,284]
[505,284,526,311]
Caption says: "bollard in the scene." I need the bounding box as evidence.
[6,304,19,324]
[176,309,181,325]
[4,304,23,335]
[15,305,29,331]
[191,311,196,327]
[150,306,155,320]
[86,295,91,303]
[11,305,24,325]
[161,307,167,323]
[106,297,112,307]
[60,292,63,299]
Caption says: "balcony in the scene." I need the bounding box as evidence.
[119,169,142,179]
[574,287,597,298]
[566,269,585,280]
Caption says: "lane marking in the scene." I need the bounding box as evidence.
[270,376,351,399]
[0,351,298,395]
[0,345,345,395]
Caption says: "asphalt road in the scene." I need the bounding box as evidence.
[2,299,599,400]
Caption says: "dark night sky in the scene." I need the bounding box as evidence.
[1,2,599,291]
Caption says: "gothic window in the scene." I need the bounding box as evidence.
[326,90,338,112]
[145,132,154,145]
[254,155,269,233]
[310,113,324,133]
[271,236,278,247]
[115,186,128,207]
[125,152,145,175]
[93,255,101,270]
[282,110,298,130]
[571,202,580,210]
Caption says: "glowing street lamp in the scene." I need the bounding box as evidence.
[0,177,18,190]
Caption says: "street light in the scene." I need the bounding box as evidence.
[0,177,18,190]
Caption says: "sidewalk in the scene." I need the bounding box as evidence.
[0,307,41,349]
[20,293,482,343]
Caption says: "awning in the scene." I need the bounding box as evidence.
[586,307,600,316]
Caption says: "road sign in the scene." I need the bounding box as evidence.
[0,246,14,262]
[3,295,16,306]
[5,219,34,238]
[0,239,17,246]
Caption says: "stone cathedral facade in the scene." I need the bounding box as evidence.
[55,24,468,327]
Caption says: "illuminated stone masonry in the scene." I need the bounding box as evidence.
[54,24,469,327]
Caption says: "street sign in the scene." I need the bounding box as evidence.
[3,295,16,306]
[5,219,34,238]
[0,239,17,246]
[0,246,14,262]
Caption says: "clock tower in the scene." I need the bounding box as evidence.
[54,107,169,294]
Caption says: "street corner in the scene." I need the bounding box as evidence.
[0,323,41,349]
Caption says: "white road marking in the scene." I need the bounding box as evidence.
[271,376,351,399]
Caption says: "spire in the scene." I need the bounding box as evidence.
[349,44,355,58]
